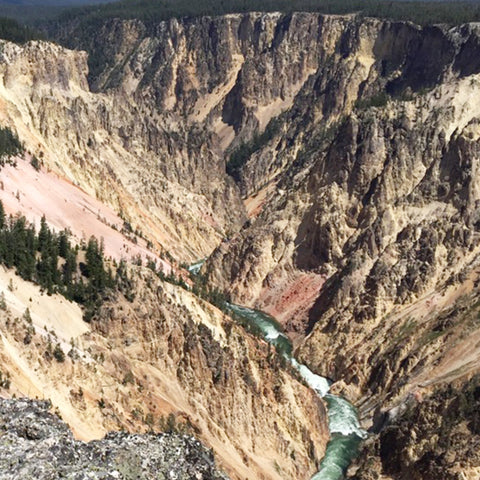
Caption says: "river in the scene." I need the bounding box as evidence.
[226,304,366,480]
[187,262,366,478]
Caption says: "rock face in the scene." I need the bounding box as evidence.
[349,375,480,480]
[56,13,339,148]
[2,10,480,479]
[197,14,480,477]
[0,37,244,261]
[1,12,372,262]
[206,16,480,393]
[0,397,228,480]
[0,265,327,480]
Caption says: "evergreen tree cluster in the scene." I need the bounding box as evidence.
[0,202,114,318]
[148,259,229,312]
[227,117,281,182]
[186,268,270,343]
[0,127,24,168]
[0,17,44,43]
[54,0,480,29]
[191,271,228,312]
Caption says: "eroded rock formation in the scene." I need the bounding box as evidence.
[199,15,480,477]
[0,265,327,480]
[2,11,480,479]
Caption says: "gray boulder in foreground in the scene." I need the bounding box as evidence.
[0,398,228,480]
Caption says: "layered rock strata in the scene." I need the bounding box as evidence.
[0,265,327,480]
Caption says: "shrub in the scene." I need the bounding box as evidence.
[30,156,41,171]
[355,92,390,110]
[122,370,135,385]
[53,343,65,362]
[0,370,10,390]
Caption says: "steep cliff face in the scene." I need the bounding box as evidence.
[206,15,480,432]
[0,38,244,261]
[0,264,327,480]
[0,12,366,264]
[57,13,342,147]
[349,375,480,480]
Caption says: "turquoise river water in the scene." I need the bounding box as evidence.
[227,304,366,480]
[187,262,366,478]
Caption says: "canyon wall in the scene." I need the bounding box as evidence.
[0,264,327,480]
[2,12,480,478]
[197,16,480,477]
[205,16,480,397]
[0,36,243,261]
[1,12,370,262]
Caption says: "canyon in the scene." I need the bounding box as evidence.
[0,9,479,479]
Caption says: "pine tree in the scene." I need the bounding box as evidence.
[0,201,5,230]
[85,236,107,291]
[63,249,77,295]
[58,230,70,258]
[37,215,49,253]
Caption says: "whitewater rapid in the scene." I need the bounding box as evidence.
[188,259,207,275]
[227,303,366,480]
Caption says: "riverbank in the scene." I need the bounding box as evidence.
[227,304,366,480]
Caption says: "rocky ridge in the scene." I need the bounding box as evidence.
[0,397,228,480]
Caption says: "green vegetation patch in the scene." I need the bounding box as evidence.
[0,17,44,43]
[0,127,24,167]
[355,92,391,110]
[226,117,281,182]
[0,203,117,320]
[54,0,480,27]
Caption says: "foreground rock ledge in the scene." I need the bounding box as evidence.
[0,397,228,480]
